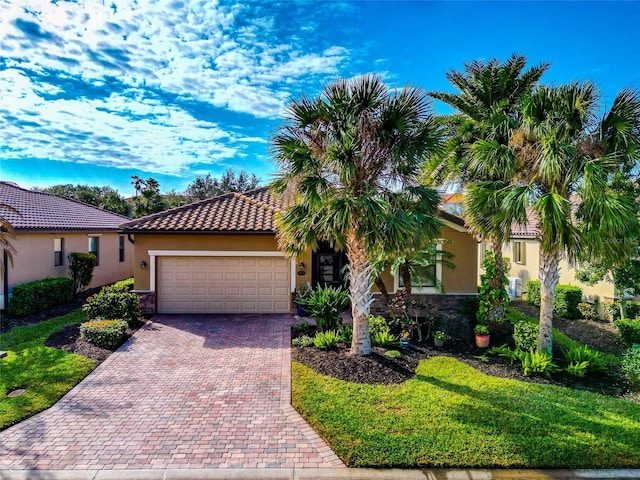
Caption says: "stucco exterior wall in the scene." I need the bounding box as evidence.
[376,225,478,295]
[479,238,615,303]
[2,231,134,308]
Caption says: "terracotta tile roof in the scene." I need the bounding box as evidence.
[121,186,470,234]
[0,182,131,231]
[511,211,540,237]
[120,187,280,233]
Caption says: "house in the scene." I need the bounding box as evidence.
[0,182,134,309]
[478,212,620,308]
[120,187,478,315]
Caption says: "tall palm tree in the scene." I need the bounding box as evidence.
[425,54,549,323]
[489,83,640,354]
[272,75,443,355]
[0,203,19,278]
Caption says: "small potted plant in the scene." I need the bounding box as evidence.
[295,282,312,317]
[474,324,490,348]
[399,331,411,348]
[433,330,450,347]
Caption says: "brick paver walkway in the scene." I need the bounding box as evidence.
[0,314,344,470]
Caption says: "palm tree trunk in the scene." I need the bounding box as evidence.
[346,231,373,356]
[488,238,505,322]
[374,276,389,304]
[538,249,561,355]
[400,262,412,294]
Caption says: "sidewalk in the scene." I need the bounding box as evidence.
[1,469,640,480]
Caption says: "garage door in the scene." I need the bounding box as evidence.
[157,256,291,314]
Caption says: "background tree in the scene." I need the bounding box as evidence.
[186,168,261,200]
[272,74,443,355]
[0,203,19,278]
[37,184,130,216]
[132,177,168,217]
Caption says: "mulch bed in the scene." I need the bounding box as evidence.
[292,314,637,401]
[43,320,146,362]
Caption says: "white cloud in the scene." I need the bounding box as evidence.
[0,0,352,176]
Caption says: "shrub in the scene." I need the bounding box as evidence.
[371,329,398,347]
[8,277,73,317]
[299,285,349,332]
[292,335,314,347]
[338,324,353,344]
[577,302,599,321]
[313,330,340,350]
[80,319,128,349]
[526,280,541,307]
[385,350,401,359]
[68,252,97,294]
[525,280,583,318]
[513,321,538,351]
[521,350,560,378]
[292,320,310,333]
[563,345,607,373]
[102,278,134,294]
[83,290,141,324]
[615,318,640,346]
[605,301,640,321]
[368,315,388,337]
[554,285,583,319]
[621,348,640,388]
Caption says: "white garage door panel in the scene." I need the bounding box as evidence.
[157,256,291,314]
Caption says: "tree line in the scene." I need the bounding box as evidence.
[35,168,260,218]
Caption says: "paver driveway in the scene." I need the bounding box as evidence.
[0,315,343,470]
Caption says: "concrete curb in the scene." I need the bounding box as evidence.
[2,469,640,480]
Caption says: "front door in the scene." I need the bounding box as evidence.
[312,243,348,288]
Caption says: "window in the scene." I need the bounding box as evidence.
[398,264,437,289]
[54,238,64,266]
[89,236,100,266]
[119,236,125,262]
[393,245,442,294]
[513,241,525,264]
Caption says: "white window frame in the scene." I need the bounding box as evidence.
[392,243,443,294]
[88,235,101,266]
[54,238,64,266]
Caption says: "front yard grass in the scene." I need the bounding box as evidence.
[0,309,97,430]
[293,356,640,468]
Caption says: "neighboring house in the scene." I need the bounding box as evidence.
[0,182,134,309]
[120,187,478,315]
[478,213,618,308]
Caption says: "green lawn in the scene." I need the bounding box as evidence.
[0,309,97,430]
[293,357,640,468]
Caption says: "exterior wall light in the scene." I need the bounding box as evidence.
[140,260,147,269]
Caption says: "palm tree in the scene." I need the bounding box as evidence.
[0,203,19,278]
[425,54,549,323]
[491,83,640,354]
[272,75,443,355]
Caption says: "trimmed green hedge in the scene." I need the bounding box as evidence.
[83,290,141,324]
[80,319,128,349]
[615,318,640,347]
[101,278,134,294]
[8,277,73,317]
[525,280,582,319]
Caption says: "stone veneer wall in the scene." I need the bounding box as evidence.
[132,290,156,316]
[370,293,476,317]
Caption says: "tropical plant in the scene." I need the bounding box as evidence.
[477,250,510,324]
[337,324,353,344]
[521,349,561,378]
[566,361,589,377]
[297,284,349,332]
[488,344,525,365]
[131,177,168,217]
[272,74,443,355]
[313,330,340,350]
[563,345,607,373]
[371,329,398,347]
[474,324,489,335]
[577,302,599,321]
[425,54,549,327]
[0,201,20,277]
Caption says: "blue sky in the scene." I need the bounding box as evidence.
[1,0,639,196]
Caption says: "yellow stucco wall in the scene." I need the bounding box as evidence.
[375,224,478,295]
[132,225,478,296]
[478,238,616,303]
[2,232,134,308]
